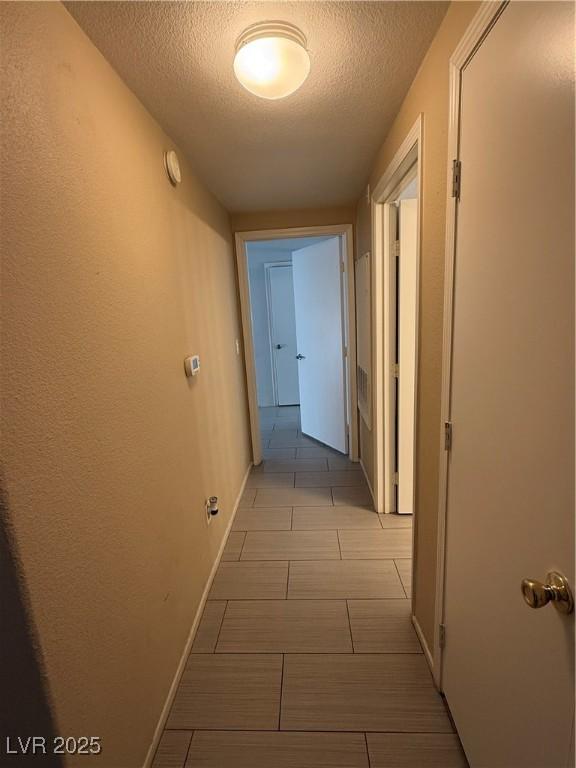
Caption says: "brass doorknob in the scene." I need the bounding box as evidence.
[521,571,574,615]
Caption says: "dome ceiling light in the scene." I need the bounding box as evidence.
[233,21,311,100]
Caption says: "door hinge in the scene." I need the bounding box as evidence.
[444,421,452,451]
[343,345,348,358]
[340,260,345,273]
[393,472,399,485]
[452,159,461,200]
[394,240,400,258]
[439,623,446,649]
[392,363,399,378]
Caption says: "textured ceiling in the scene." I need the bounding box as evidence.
[66,1,448,212]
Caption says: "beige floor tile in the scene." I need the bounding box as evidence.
[328,457,363,471]
[292,506,381,530]
[261,458,328,473]
[216,600,352,653]
[367,734,468,768]
[186,731,369,768]
[221,531,246,561]
[167,654,282,730]
[395,559,413,597]
[209,562,288,600]
[296,446,341,458]
[338,529,412,559]
[239,488,256,507]
[347,600,422,654]
[269,428,299,438]
[262,447,297,459]
[288,560,405,599]
[241,530,340,560]
[152,730,193,768]
[380,514,413,529]
[296,470,367,488]
[268,435,317,448]
[191,601,227,653]
[281,654,452,732]
[233,508,292,531]
[254,487,333,507]
[332,486,373,506]
[246,472,295,488]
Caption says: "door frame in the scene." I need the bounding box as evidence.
[434,0,509,688]
[371,115,422,519]
[264,261,295,407]
[235,225,358,465]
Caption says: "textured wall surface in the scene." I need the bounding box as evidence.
[65,1,448,211]
[356,1,480,649]
[0,3,250,765]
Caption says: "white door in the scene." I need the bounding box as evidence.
[397,198,418,515]
[292,237,348,453]
[442,4,574,767]
[267,265,300,406]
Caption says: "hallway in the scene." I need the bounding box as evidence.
[2,2,573,766]
[152,408,466,767]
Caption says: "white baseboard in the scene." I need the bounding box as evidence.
[359,458,376,507]
[412,613,435,677]
[143,462,252,768]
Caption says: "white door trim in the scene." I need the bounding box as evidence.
[371,116,422,523]
[264,261,292,407]
[434,0,509,689]
[235,225,357,465]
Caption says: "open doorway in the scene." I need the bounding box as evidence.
[369,116,422,650]
[235,226,358,467]
[372,117,421,520]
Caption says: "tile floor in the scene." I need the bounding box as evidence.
[152,406,468,768]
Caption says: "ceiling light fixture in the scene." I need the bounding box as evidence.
[234,21,310,100]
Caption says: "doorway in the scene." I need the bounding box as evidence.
[372,118,421,520]
[236,226,358,466]
[265,263,299,407]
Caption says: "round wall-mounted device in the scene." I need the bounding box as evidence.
[164,150,181,185]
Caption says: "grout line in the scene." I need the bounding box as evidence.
[364,732,372,768]
[237,531,247,560]
[393,559,408,599]
[345,599,355,653]
[164,728,452,734]
[286,561,290,598]
[336,530,343,560]
[278,654,285,730]
[290,507,294,530]
[182,730,195,766]
[212,600,228,653]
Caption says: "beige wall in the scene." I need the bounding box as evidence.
[0,3,250,766]
[355,1,480,648]
[230,206,355,233]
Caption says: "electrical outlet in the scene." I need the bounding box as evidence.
[205,496,219,525]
